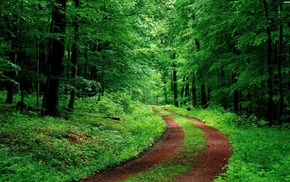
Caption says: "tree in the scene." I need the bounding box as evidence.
[42,0,67,116]
[168,0,290,124]
[172,63,178,107]
[0,1,20,104]
[263,0,274,125]
[68,0,80,110]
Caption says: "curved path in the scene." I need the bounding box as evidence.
[80,107,231,182]
[80,107,184,182]
[174,116,232,182]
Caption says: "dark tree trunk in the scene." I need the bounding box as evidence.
[5,73,15,104]
[19,1,24,112]
[287,6,290,120]
[162,73,169,104]
[220,70,228,109]
[233,71,239,112]
[84,46,88,79]
[201,82,207,108]
[263,0,274,125]
[191,75,197,107]
[5,15,18,104]
[68,0,79,110]
[180,76,186,106]
[184,77,190,105]
[43,0,66,116]
[42,14,54,110]
[195,38,200,51]
[173,64,178,107]
[36,41,40,107]
[277,1,284,124]
[193,38,201,108]
[207,87,211,105]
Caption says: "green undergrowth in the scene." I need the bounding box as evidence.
[0,92,166,182]
[123,106,205,182]
[166,105,290,182]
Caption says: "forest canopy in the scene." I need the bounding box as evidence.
[0,0,290,125]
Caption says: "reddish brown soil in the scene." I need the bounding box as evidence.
[174,116,232,182]
[80,107,184,182]
[80,108,232,182]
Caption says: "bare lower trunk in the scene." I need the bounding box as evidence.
[43,0,66,116]
[263,0,274,125]
[68,0,79,110]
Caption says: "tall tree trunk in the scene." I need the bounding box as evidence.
[162,73,168,104]
[42,14,54,110]
[43,0,66,116]
[233,45,240,113]
[5,14,18,104]
[68,0,80,110]
[5,53,16,104]
[191,75,197,107]
[201,81,207,108]
[36,41,40,106]
[173,64,178,107]
[263,0,274,125]
[84,46,88,79]
[220,69,228,108]
[233,71,239,112]
[180,75,186,106]
[19,0,24,112]
[287,6,290,120]
[277,1,284,124]
[184,77,190,105]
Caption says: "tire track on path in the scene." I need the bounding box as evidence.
[172,113,232,182]
[80,107,184,182]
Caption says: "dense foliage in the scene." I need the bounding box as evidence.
[167,0,290,125]
[0,0,167,115]
[167,105,290,181]
[0,93,165,181]
[1,0,290,181]
[0,0,289,121]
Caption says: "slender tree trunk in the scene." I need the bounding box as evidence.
[233,44,240,113]
[43,0,66,116]
[263,0,274,125]
[84,46,88,79]
[36,41,40,106]
[19,0,24,112]
[68,0,80,110]
[201,81,207,108]
[233,71,239,112]
[288,8,290,120]
[5,54,16,104]
[184,77,190,105]
[191,75,197,107]
[220,69,228,108]
[207,87,211,105]
[42,15,54,110]
[278,1,284,124]
[180,76,186,106]
[194,38,203,108]
[5,15,18,104]
[90,43,98,81]
[162,73,168,104]
[173,64,178,107]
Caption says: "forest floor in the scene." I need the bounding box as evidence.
[80,107,231,182]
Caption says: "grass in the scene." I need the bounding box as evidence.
[2,90,288,182]
[122,106,205,182]
[0,92,166,182]
[166,105,290,182]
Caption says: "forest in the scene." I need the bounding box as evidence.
[0,0,290,181]
[1,0,290,124]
